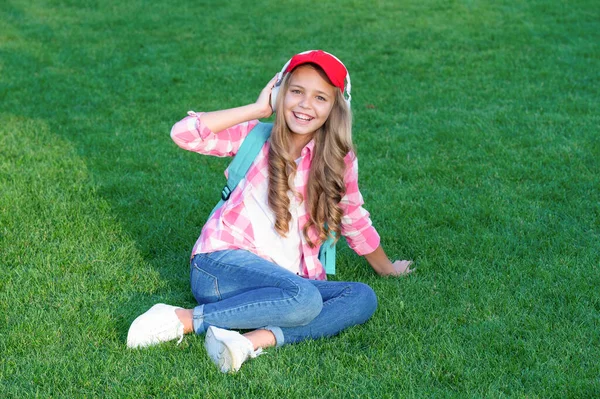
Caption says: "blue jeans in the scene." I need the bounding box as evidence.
[190,250,378,346]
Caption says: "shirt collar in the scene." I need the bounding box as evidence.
[300,139,316,160]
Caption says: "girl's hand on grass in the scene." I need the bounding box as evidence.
[390,260,413,276]
[255,74,279,119]
[365,246,413,277]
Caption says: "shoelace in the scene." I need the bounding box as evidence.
[250,348,264,358]
[175,323,184,345]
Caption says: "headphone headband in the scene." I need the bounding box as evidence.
[271,50,352,111]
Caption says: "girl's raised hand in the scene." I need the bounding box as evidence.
[196,74,279,132]
[254,74,279,119]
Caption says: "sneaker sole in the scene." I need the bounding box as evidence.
[205,326,237,373]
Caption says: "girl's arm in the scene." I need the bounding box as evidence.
[170,75,278,156]
[338,155,413,276]
[364,245,413,276]
[200,75,277,132]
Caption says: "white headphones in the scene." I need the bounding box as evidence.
[270,50,352,112]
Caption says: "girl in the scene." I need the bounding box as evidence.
[127,50,413,373]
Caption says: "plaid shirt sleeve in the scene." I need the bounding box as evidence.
[170,111,259,157]
[339,153,381,255]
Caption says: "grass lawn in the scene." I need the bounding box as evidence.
[1,0,599,397]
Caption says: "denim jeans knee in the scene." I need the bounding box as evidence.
[271,280,378,346]
[189,250,323,334]
[351,282,378,324]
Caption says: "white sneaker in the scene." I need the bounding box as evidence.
[204,326,263,373]
[127,304,184,349]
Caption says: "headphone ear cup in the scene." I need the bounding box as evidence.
[270,85,280,112]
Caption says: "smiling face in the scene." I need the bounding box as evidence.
[282,64,337,138]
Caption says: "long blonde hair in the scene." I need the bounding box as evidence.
[268,65,353,247]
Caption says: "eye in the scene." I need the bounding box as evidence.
[316,95,327,102]
[291,89,302,94]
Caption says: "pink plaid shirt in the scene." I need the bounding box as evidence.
[171,111,380,280]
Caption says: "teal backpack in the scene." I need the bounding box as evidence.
[209,122,337,275]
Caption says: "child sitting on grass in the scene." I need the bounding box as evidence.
[127,50,413,373]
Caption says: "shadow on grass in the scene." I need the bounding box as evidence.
[1,3,239,340]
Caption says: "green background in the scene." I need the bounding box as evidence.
[1,0,598,397]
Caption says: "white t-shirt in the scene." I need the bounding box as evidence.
[244,180,302,274]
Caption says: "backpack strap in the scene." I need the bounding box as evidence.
[319,231,337,275]
[209,122,272,218]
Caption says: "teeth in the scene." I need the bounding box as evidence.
[294,113,312,121]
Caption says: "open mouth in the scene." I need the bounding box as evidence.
[293,112,314,122]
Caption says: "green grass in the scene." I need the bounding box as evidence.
[1,0,599,397]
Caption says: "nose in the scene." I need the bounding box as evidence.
[299,96,311,109]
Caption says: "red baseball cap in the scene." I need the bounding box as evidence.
[284,50,348,93]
